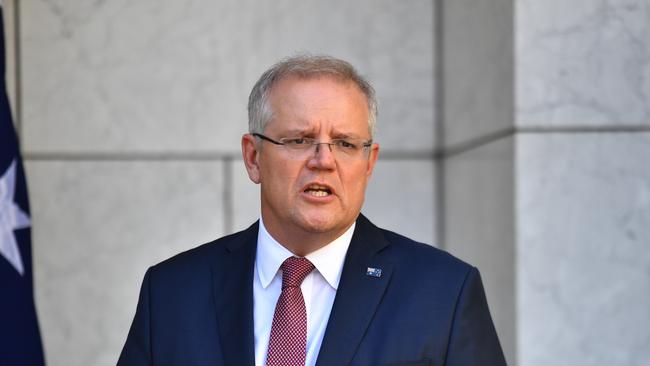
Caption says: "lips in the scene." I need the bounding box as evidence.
[303,183,334,197]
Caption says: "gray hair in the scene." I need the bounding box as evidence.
[248,55,377,137]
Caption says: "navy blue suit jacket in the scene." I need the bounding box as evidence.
[118,215,506,365]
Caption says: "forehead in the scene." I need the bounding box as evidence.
[266,76,370,135]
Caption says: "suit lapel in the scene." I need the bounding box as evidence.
[316,215,393,366]
[211,222,258,366]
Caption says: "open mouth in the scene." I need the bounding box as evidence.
[304,184,332,197]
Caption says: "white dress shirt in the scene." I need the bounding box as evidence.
[253,218,354,366]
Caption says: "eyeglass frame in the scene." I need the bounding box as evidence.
[252,133,374,159]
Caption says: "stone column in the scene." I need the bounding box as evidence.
[516,1,650,365]
[440,0,650,365]
[439,0,516,363]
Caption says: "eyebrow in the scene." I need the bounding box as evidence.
[275,127,366,139]
[330,130,364,139]
[280,128,316,136]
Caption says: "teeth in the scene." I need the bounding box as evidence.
[305,184,331,197]
[305,184,332,197]
[308,190,329,197]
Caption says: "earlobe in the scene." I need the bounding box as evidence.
[241,134,261,184]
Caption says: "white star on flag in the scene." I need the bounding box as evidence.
[0,159,31,275]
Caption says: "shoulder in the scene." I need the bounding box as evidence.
[379,227,473,276]
[355,214,475,286]
[357,214,472,272]
[147,221,258,282]
[364,223,484,318]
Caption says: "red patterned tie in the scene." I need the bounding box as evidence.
[266,257,315,366]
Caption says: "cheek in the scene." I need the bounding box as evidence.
[265,164,301,195]
[342,170,369,201]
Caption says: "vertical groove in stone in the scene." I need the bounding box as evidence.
[223,156,233,234]
[433,0,446,249]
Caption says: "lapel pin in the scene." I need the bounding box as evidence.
[366,267,382,278]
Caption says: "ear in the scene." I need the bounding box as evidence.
[242,134,261,184]
[365,143,380,177]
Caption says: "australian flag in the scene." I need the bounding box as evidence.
[0,6,46,366]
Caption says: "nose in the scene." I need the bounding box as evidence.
[306,142,336,170]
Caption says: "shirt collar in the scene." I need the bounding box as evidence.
[256,217,355,290]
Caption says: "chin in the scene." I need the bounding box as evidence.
[296,213,339,234]
[300,220,336,234]
[298,211,356,236]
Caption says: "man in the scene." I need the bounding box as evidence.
[118,55,506,366]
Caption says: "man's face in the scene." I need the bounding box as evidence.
[243,76,379,246]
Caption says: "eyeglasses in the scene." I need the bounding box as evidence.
[253,133,373,161]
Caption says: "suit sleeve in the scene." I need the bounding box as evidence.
[118,268,153,366]
[445,267,507,366]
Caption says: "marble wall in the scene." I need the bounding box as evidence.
[440,0,516,363]
[441,0,650,365]
[517,0,650,127]
[441,0,514,147]
[515,0,650,365]
[516,133,650,366]
[12,1,436,365]
[26,161,226,365]
[443,138,516,364]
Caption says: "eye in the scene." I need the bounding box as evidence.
[334,139,359,150]
[284,138,306,145]
[282,137,315,148]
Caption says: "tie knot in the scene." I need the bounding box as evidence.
[280,257,315,289]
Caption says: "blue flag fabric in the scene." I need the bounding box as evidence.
[0,6,46,366]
